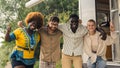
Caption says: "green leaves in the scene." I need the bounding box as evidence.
[0,41,14,67]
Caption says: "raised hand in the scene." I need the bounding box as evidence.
[5,24,11,41]
[6,24,11,33]
[18,21,24,28]
[110,21,115,32]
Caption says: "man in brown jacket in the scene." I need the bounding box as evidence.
[18,16,62,68]
[39,16,62,68]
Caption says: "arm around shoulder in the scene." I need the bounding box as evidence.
[58,23,65,31]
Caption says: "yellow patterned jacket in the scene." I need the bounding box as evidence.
[9,28,40,65]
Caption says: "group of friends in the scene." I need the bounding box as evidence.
[5,12,117,68]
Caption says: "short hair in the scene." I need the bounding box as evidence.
[25,12,44,29]
[69,14,79,20]
[49,16,59,23]
[87,19,96,25]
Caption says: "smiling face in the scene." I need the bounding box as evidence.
[68,14,79,33]
[70,18,79,28]
[25,12,44,30]
[70,17,79,33]
[87,20,96,33]
[48,21,58,31]
[48,16,59,32]
[28,21,37,31]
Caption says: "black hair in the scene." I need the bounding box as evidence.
[99,22,110,27]
[49,16,59,23]
[69,14,79,19]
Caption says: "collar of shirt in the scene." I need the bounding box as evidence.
[87,31,100,37]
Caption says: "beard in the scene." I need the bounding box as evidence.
[70,25,78,33]
[48,26,57,32]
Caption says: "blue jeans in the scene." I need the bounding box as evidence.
[87,56,106,68]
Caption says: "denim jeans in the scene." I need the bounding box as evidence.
[87,56,106,68]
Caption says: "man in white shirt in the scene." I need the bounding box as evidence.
[58,14,88,68]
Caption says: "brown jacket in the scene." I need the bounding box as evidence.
[39,27,62,62]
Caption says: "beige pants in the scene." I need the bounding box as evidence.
[62,54,83,68]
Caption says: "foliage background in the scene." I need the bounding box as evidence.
[0,0,78,68]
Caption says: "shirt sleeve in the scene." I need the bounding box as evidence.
[105,31,118,46]
[82,25,88,36]
[84,38,95,57]
[9,28,21,41]
[9,32,16,41]
[58,23,65,32]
